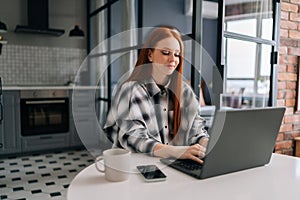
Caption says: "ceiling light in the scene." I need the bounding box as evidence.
[0,21,7,33]
[69,25,84,37]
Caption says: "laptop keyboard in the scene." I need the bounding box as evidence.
[160,158,203,178]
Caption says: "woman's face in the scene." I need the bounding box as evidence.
[148,37,181,79]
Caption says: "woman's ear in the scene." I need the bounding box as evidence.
[148,49,153,62]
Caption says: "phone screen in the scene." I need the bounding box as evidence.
[137,165,167,182]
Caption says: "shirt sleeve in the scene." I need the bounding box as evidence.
[188,110,209,145]
[180,82,209,145]
[104,82,161,155]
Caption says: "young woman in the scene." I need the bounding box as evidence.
[104,27,209,164]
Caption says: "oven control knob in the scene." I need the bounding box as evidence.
[33,91,38,97]
[52,91,56,97]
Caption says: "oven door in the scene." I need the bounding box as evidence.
[21,98,69,136]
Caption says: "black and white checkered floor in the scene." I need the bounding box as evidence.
[0,149,94,200]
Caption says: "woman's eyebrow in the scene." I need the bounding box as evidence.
[158,47,181,52]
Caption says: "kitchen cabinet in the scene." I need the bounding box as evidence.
[0,91,21,155]
[0,87,110,156]
[70,89,99,149]
[69,90,83,147]
[21,134,70,152]
[70,89,110,154]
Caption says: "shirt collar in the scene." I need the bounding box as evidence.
[142,77,171,97]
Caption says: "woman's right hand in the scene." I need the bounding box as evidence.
[177,144,205,164]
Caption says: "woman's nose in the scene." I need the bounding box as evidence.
[168,53,176,61]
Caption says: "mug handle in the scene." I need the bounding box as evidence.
[95,156,105,173]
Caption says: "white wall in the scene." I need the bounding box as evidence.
[0,0,87,49]
[0,0,87,86]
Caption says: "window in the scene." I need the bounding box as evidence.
[87,0,138,121]
[223,0,280,108]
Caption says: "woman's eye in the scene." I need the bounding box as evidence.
[174,53,181,57]
[161,50,170,55]
[160,50,181,57]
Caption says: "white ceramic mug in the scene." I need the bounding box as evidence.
[95,148,131,182]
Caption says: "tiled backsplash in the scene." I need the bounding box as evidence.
[0,44,87,86]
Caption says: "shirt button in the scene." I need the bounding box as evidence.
[163,108,167,112]
[165,126,168,129]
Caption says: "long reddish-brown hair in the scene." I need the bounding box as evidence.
[127,27,184,136]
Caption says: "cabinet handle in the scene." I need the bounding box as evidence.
[25,100,66,104]
[40,136,53,140]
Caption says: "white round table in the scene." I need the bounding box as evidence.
[67,153,300,200]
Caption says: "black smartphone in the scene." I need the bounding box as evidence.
[136,165,167,182]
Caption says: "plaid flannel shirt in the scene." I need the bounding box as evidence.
[104,77,208,155]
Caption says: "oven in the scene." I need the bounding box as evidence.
[20,90,69,136]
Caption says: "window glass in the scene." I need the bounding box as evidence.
[227,19,256,37]
[226,39,256,79]
[89,10,108,51]
[226,79,269,107]
[225,0,273,40]
[260,44,271,77]
[110,0,138,51]
[89,0,107,13]
[88,55,109,87]
[183,40,192,82]
[225,38,271,97]
[111,1,122,37]
[226,79,255,94]
[261,18,273,40]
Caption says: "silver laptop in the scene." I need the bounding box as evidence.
[160,107,286,179]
